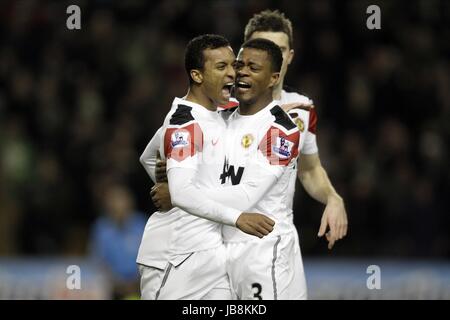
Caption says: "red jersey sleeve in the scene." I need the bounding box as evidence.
[258,126,299,166]
[164,123,203,162]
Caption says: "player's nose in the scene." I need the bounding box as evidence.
[226,65,236,79]
[236,67,249,78]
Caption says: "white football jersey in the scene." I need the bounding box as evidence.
[220,100,302,242]
[136,98,227,269]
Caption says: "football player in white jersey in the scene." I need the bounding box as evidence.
[136,34,275,300]
[218,38,306,299]
[244,10,348,252]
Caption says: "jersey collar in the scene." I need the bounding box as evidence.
[236,100,280,118]
[172,97,220,118]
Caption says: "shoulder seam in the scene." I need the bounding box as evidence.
[270,105,297,131]
[169,104,195,125]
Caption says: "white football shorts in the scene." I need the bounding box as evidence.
[138,245,231,300]
[225,230,307,300]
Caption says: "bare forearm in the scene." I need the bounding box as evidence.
[298,154,347,248]
[299,165,342,205]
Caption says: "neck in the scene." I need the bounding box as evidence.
[185,86,216,111]
[273,78,284,100]
[239,92,273,115]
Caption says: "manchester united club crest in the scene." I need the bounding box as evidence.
[241,134,254,148]
[294,118,304,132]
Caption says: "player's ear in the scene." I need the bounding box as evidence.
[190,69,203,84]
[287,49,294,65]
[269,72,280,88]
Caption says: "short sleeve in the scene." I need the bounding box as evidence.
[288,107,318,155]
[301,108,318,154]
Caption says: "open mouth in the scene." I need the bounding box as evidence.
[236,80,251,93]
[222,82,234,99]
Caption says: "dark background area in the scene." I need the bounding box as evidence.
[0,0,448,259]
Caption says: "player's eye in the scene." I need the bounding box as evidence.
[232,61,243,70]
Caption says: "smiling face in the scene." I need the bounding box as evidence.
[198,46,236,106]
[234,47,279,107]
[249,31,294,84]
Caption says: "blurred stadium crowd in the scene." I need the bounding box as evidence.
[0,0,448,268]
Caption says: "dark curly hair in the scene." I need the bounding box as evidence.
[241,38,283,73]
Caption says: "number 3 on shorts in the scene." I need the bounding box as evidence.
[252,283,262,300]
